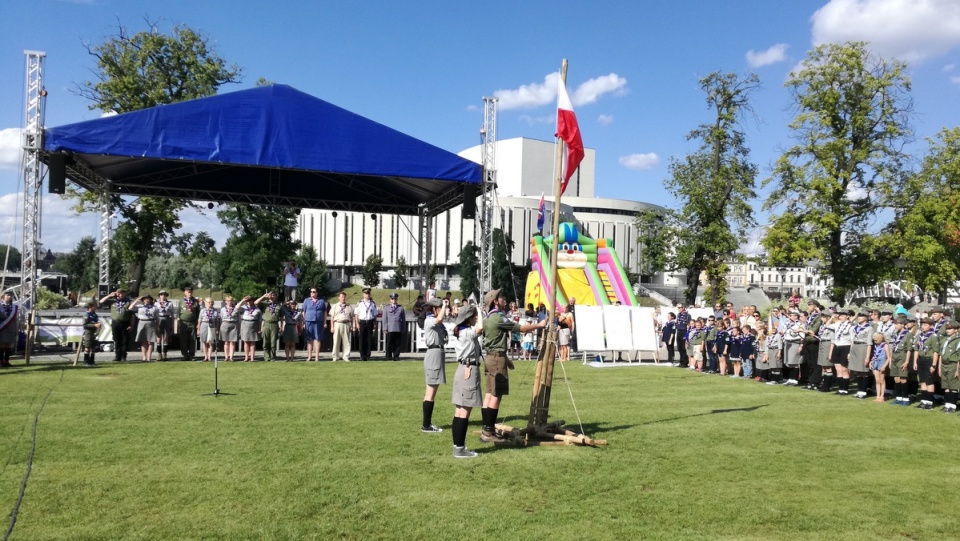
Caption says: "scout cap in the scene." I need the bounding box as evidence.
[920,317,934,325]
[483,288,503,306]
[947,320,960,329]
[389,293,399,299]
[362,287,371,294]
[454,305,477,326]
[183,286,193,291]
[158,290,168,296]
[931,307,944,314]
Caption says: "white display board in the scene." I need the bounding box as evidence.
[573,305,606,351]
[631,307,659,352]
[603,306,634,350]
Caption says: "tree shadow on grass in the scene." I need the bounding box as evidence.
[0,362,97,376]
[640,404,768,425]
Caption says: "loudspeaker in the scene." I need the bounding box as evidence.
[98,284,111,301]
[48,154,66,194]
[462,184,477,219]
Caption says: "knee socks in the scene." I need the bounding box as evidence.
[422,400,435,428]
[480,407,499,432]
[857,375,869,394]
[451,417,469,447]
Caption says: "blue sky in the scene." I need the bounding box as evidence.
[2,0,960,252]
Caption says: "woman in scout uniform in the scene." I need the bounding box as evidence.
[129,294,159,362]
[421,297,447,433]
[937,320,960,413]
[850,313,874,399]
[764,321,783,384]
[816,312,836,392]
[197,297,220,362]
[282,300,302,361]
[155,290,174,360]
[888,317,914,406]
[178,287,201,361]
[81,301,101,366]
[782,310,805,386]
[828,311,854,394]
[256,291,283,362]
[450,305,483,458]
[219,295,241,362]
[238,296,261,362]
[912,318,941,410]
[868,332,891,402]
[99,288,133,362]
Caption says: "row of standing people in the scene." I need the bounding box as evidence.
[84,286,408,365]
[660,303,960,412]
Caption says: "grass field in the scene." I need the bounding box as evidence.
[1,359,958,540]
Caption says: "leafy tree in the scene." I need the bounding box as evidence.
[0,245,21,271]
[297,244,330,297]
[35,287,71,310]
[72,21,241,293]
[880,127,960,295]
[457,242,480,300]
[762,42,911,304]
[217,205,299,295]
[51,237,99,293]
[393,256,409,290]
[362,254,383,288]
[636,71,759,306]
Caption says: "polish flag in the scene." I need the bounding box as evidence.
[555,77,584,196]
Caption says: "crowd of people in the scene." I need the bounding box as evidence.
[658,300,960,413]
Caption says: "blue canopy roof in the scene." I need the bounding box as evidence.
[42,84,481,215]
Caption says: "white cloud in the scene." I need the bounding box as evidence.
[0,129,23,170]
[746,43,789,68]
[597,114,614,126]
[811,0,960,62]
[495,72,628,110]
[950,75,960,85]
[943,63,956,72]
[618,153,660,171]
[0,193,98,252]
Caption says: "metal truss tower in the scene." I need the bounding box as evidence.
[21,51,46,314]
[478,97,498,296]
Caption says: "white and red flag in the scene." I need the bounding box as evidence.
[555,76,584,196]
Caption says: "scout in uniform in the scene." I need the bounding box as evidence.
[829,311,854,394]
[802,302,824,389]
[888,317,915,406]
[99,288,133,362]
[421,297,447,433]
[912,318,941,410]
[281,300,303,361]
[687,319,705,372]
[256,291,283,361]
[81,301,101,366]
[329,292,354,361]
[937,320,960,413]
[178,286,201,361]
[815,312,836,392]
[0,292,18,367]
[382,293,406,361]
[129,294,159,362]
[850,313,874,399]
[703,316,718,373]
[782,311,805,386]
[450,305,483,458]
[930,308,947,336]
[155,290,174,360]
[675,304,691,368]
[239,296,261,362]
[764,322,783,384]
[355,288,379,361]
[198,297,220,362]
[219,295,241,362]
[479,289,545,443]
[754,322,769,381]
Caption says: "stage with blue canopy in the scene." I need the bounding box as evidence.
[40,84,482,215]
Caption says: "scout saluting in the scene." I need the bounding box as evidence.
[155,290,174,360]
[450,305,483,458]
[129,294,159,362]
[81,301,101,366]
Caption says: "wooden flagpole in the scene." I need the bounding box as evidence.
[494,59,605,447]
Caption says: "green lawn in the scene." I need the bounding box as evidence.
[1,360,957,540]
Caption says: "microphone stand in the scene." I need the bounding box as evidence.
[202,324,234,397]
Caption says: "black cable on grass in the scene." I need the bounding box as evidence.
[4,368,65,541]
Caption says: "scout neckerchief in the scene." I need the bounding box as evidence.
[806,312,819,326]
[941,333,960,356]
[389,303,400,315]
[86,311,98,325]
[893,329,909,352]
[114,296,129,312]
[853,321,871,339]
[836,320,850,340]
[157,299,170,316]
[872,342,887,363]
[183,296,195,311]
[934,319,946,334]
[336,302,346,317]
[766,334,779,348]
[267,302,278,315]
[879,321,893,335]
[359,299,375,318]
[916,330,935,353]
[0,302,17,332]
[243,304,259,318]
[204,307,216,321]
[285,306,300,322]
[691,327,703,341]
[139,304,154,318]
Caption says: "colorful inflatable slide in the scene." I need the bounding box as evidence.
[525,222,639,310]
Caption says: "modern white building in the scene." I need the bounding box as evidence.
[295,137,668,290]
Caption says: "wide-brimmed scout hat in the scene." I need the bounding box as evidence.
[947,320,960,330]
[455,305,477,326]
[483,288,503,306]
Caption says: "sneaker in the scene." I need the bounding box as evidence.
[730,375,739,379]
[421,424,443,433]
[855,394,867,400]
[766,380,780,385]
[453,446,479,458]
[479,431,505,443]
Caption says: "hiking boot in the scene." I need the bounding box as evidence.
[479,430,505,443]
